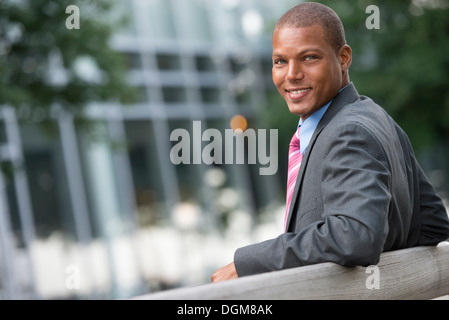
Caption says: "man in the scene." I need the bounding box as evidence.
[211,2,449,282]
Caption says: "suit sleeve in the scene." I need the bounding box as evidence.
[234,123,391,276]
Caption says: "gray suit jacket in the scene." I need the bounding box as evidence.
[235,83,449,277]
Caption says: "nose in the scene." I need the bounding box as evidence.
[286,61,304,82]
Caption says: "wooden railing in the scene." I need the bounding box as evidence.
[130,243,449,300]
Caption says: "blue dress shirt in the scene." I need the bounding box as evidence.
[297,83,352,154]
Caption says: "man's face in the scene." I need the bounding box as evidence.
[272,25,350,120]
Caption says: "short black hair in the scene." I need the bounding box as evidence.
[274,2,346,53]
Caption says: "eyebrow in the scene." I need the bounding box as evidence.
[272,48,324,57]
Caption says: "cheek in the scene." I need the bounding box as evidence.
[272,72,284,91]
[312,65,338,89]
[325,61,342,82]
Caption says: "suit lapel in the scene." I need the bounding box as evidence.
[285,83,360,231]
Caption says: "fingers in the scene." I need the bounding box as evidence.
[211,262,238,283]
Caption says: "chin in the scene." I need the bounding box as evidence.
[288,110,302,116]
[287,104,305,116]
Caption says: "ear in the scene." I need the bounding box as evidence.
[338,44,352,73]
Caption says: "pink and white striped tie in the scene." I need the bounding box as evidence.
[284,126,303,231]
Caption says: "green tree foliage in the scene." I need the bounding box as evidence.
[0,0,136,122]
[320,0,449,153]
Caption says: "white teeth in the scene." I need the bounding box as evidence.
[290,89,311,94]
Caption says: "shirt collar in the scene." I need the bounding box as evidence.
[297,101,331,154]
[297,82,352,154]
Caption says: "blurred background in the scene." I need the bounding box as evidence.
[0,0,448,300]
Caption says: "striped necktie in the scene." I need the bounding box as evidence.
[284,126,303,231]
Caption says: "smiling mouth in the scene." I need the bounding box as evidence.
[286,88,312,100]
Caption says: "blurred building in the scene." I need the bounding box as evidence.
[0,0,298,299]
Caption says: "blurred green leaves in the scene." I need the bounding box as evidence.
[0,0,137,122]
[322,0,449,152]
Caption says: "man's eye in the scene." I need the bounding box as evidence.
[273,59,286,65]
[305,56,317,61]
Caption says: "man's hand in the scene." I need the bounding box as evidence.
[211,262,238,283]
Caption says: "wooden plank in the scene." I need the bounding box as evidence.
[130,244,449,300]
